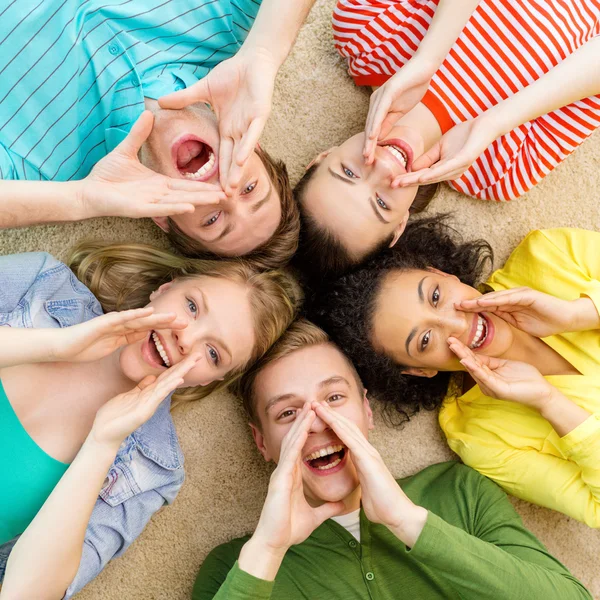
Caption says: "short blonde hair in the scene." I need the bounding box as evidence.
[68,241,303,406]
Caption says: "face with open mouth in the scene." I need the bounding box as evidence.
[251,343,374,506]
[118,275,256,389]
[371,268,518,377]
[299,126,428,262]
[140,100,282,257]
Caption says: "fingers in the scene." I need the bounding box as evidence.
[166,180,224,193]
[235,119,264,167]
[456,288,533,312]
[311,402,370,456]
[122,312,186,332]
[218,137,234,193]
[447,337,498,372]
[164,191,227,207]
[117,111,154,157]
[158,78,210,110]
[141,204,195,217]
[364,92,389,164]
[279,404,314,464]
[391,145,441,188]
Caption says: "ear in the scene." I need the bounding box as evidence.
[363,389,375,431]
[400,367,439,378]
[152,216,170,232]
[306,148,334,171]
[149,280,174,301]
[250,422,272,462]
[427,267,459,282]
[388,211,410,248]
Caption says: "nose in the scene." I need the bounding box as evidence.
[173,325,201,356]
[308,404,330,434]
[437,308,470,341]
[372,147,398,183]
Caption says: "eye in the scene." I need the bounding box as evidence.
[327,394,344,403]
[375,194,389,210]
[186,298,197,315]
[277,409,297,421]
[203,212,220,227]
[432,286,440,306]
[242,181,257,195]
[420,330,431,352]
[207,345,220,366]
[342,165,357,178]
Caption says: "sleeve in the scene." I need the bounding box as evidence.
[62,484,179,599]
[0,142,16,180]
[0,252,62,314]
[409,471,592,599]
[192,540,274,600]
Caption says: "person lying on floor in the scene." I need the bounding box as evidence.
[313,217,600,527]
[293,0,600,277]
[0,0,315,267]
[0,245,300,599]
[192,320,591,600]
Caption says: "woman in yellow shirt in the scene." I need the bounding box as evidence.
[312,217,600,527]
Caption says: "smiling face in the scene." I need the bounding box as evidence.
[300,128,426,260]
[251,343,373,506]
[141,102,282,256]
[119,275,256,387]
[371,269,517,376]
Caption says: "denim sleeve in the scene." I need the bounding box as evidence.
[0,143,16,180]
[62,482,181,599]
[0,252,63,313]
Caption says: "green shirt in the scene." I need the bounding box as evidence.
[193,462,591,600]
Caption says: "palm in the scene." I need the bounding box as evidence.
[479,359,549,406]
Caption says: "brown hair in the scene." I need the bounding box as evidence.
[166,147,300,269]
[292,163,439,279]
[234,319,362,428]
[68,241,303,406]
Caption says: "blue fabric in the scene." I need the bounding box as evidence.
[0,0,261,182]
[0,252,185,598]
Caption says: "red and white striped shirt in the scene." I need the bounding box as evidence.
[333,0,600,201]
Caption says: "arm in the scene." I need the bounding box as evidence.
[404,470,592,599]
[0,357,197,600]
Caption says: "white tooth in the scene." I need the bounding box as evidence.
[319,448,328,458]
[325,445,334,456]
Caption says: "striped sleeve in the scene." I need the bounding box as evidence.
[0,143,16,180]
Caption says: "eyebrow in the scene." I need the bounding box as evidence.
[194,286,233,364]
[404,276,428,357]
[328,167,355,185]
[216,222,234,241]
[263,375,351,415]
[369,198,390,224]
[250,181,272,214]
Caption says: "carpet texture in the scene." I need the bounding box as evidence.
[1,1,599,598]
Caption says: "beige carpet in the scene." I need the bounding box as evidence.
[1,1,599,597]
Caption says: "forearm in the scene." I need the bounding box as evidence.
[0,180,86,228]
[387,504,429,548]
[239,0,315,67]
[413,0,480,70]
[483,37,600,138]
[570,298,600,331]
[0,328,61,368]
[1,436,117,600]
[238,537,286,581]
[539,389,591,438]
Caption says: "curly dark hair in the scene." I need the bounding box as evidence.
[308,214,493,426]
[292,163,439,280]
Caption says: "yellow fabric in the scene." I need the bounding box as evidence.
[439,228,600,527]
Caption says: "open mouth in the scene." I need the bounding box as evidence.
[150,331,171,368]
[171,134,217,181]
[468,314,494,350]
[303,444,347,475]
[379,138,413,173]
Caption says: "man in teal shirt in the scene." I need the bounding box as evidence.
[194,320,591,600]
[0,0,312,267]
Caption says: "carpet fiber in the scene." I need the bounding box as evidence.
[1,1,599,598]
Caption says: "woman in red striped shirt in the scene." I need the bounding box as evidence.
[293,0,600,279]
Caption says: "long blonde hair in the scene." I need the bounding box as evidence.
[68,241,303,405]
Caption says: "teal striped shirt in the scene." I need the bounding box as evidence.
[0,0,260,182]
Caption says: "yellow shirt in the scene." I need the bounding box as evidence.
[439,228,600,527]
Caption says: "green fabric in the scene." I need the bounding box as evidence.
[0,379,69,545]
[193,462,591,600]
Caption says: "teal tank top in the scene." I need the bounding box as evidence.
[0,379,69,545]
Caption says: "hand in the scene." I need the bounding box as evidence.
[391,115,498,187]
[90,354,200,450]
[51,308,186,363]
[364,59,435,164]
[448,337,556,410]
[159,50,278,193]
[312,402,427,546]
[251,404,345,554]
[81,111,226,219]
[456,288,593,338]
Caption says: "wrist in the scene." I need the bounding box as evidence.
[410,51,441,79]
[386,502,428,548]
[538,388,569,420]
[570,297,600,331]
[238,536,287,581]
[82,432,121,463]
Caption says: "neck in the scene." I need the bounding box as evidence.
[389,102,442,158]
[93,349,136,400]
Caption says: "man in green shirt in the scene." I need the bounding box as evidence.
[193,320,591,600]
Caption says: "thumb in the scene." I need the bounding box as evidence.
[412,143,441,171]
[136,375,157,391]
[117,111,154,157]
[378,112,401,141]
[313,501,346,525]
[159,77,210,110]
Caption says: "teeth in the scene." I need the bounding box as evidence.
[182,151,215,179]
[304,444,343,462]
[151,332,171,367]
[469,315,488,349]
[385,144,407,167]
[316,457,342,471]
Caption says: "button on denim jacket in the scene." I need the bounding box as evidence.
[0,253,185,598]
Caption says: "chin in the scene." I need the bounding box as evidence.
[119,340,153,383]
[304,470,359,504]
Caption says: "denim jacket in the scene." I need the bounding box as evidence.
[0,252,185,598]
